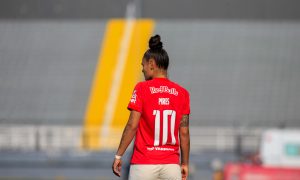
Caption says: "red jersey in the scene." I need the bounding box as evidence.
[127,78,190,164]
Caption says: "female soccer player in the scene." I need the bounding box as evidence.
[112,35,190,180]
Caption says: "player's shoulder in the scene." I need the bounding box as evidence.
[168,80,189,95]
[134,81,145,88]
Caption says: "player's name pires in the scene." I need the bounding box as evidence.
[150,86,178,96]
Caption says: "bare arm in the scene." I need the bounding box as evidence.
[179,114,190,180]
[112,110,141,177]
[116,110,141,156]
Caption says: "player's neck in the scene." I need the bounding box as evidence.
[153,69,168,79]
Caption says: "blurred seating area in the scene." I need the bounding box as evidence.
[1,0,300,179]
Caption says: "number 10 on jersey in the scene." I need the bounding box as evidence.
[153,110,176,146]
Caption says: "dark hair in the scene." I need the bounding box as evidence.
[143,34,169,70]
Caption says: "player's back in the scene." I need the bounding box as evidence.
[128,77,190,164]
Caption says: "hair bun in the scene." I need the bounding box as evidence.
[149,34,163,50]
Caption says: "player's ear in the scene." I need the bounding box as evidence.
[149,58,155,70]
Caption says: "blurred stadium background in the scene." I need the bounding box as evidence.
[0,0,300,179]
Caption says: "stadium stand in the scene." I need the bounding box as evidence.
[1,21,300,128]
[0,0,300,179]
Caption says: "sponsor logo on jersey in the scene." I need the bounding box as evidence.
[147,147,175,151]
[130,90,137,103]
[150,86,178,96]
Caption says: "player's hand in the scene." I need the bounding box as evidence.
[112,158,122,177]
[181,164,189,180]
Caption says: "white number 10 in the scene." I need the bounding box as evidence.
[153,110,176,146]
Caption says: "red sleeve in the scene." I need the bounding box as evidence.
[182,90,190,115]
[127,82,143,112]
